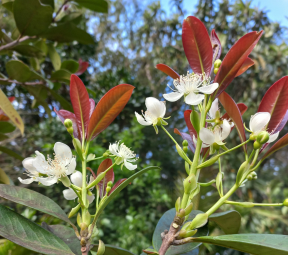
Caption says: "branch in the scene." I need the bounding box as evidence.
[0,36,35,52]
[0,78,45,86]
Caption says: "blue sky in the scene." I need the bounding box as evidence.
[161,0,288,27]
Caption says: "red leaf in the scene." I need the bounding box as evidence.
[74,59,89,76]
[218,92,247,152]
[89,98,95,118]
[70,74,90,138]
[97,159,114,198]
[87,84,134,140]
[258,76,288,133]
[108,178,127,196]
[182,16,213,75]
[222,103,248,120]
[211,29,222,62]
[54,108,80,140]
[174,128,195,152]
[214,31,263,97]
[184,110,198,139]
[262,133,288,160]
[235,58,254,77]
[155,64,180,79]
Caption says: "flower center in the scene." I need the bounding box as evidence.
[45,154,73,178]
[119,144,136,159]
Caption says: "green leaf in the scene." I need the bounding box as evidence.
[0,29,13,43]
[35,39,48,55]
[152,209,209,255]
[193,234,288,255]
[0,146,24,161]
[0,204,74,255]
[59,12,83,25]
[49,88,73,112]
[0,168,10,184]
[47,44,61,70]
[41,223,81,255]
[0,133,9,141]
[209,210,241,234]
[91,244,135,255]
[13,0,53,36]
[74,0,108,13]
[42,22,94,44]
[0,239,34,255]
[11,45,45,58]
[51,69,72,83]
[2,0,14,12]
[95,166,160,219]
[0,184,76,228]
[61,59,79,73]
[0,121,16,133]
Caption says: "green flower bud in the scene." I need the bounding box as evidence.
[103,151,110,157]
[214,59,222,68]
[197,155,219,169]
[182,140,188,146]
[87,153,95,161]
[253,141,261,150]
[249,133,257,141]
[236,161,250,185]
[82,210,91,226]
[283,199,288,207]
[64,119,73,128]
[73,138,83,160]
[177,229,198,239]
[247,171,257,181]
[68,204,81,218]
[176,208,186,218]
[60,176,71,187]
[256,131,270,144]
[106,186,111,193]
[175,197,181,212]
[184,202,193,216]
[214,67,219,75]
[188,213,208,230]
[77,213,82,227]
[190,110,200,134]
[181,221,190,230]
[107,181,113,187]
[183,146,188,153]
[176,144,191,164]
[97,240,105,255]
[183,174,197,195]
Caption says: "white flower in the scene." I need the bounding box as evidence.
[63,171,95,203]
[18,142,76,186]
[163,73,218,105]
[249,112,279,143]
[135,97,166,126]
[109,141,137,170]
[208,99,234,128]
[199,119,231,148]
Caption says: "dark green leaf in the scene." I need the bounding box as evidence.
[74,0,108,13]
[13,0,53,36]
[51,69,72,83]
[0,146,24,160]
[35,39,48,55]
[193,234,288,255]
[61,59,79,73]
[2,0,14,12]
[49,88,73,112]
[42,223,81,255]
[42,22,94,44]
[0,205,74,255]
[59,12,83,25]
[0,168,10,184]
[0,29,13,43]
[12,45,45,58]
[209,210,241,234]
[0,121,16,133]
[0,133,9,141]
[0,184,75,228]
[91,244,135,255]
[47,44,61,70]
[153,209,209,255]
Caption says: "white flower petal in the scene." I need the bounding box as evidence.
[184,93,205,105]
[220,119,231,141]
[199,128,215,145]
[197,83,219,94]
[87,194,95,204]
[267,131,279,143]
[66,158,76,175]
[63,189,77,200]
[159,101,166,118]
[209,99,219,119]
[38,177,57,186]
[22,157,39,175]
[54,142,72,163]
[249,112,271,133]
[18,177,35,184]
[33,154,49,174]
[192,135,197,147]
[124,160,137,170]
[145,97,164,117]
[71,171,82,187]
[135,112,152,126]
[163,92,183,102]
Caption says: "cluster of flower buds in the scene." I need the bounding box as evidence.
[213,59,222,75]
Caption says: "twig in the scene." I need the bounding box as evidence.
[0,78,45,86]
[0,36,35,52]
[53,0,70,22]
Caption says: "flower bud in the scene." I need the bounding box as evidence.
[256,131,270,144]
[249,133,257,141]
[82,210,91,226]
[77,213,82,227]
[236,161,250,185]
[64,119,73,128]
[214,59,222,68]
[103,151,110,158]
[214,67,219,75]
[253,141,261,150]
[177,229,198,239]
[181,221,190,230]
[184,202,193,216]
[86,171,106,189]
[247,171,257,181]
[183,174,197,195]
[188,213,208,230]
[87,153,95,161]
[283,199,288,207]
[107,181,113,187]
[175,197,181,212]
[197,155,219,169]
[73,138,83,160]
[182,140,188,147]
[176,208,186,218]
[190,110,200,134]
[97,240,105,255]
[106,186,111,193]
[60,176,71,187]
[183,146,188,153]
[68,204,81,218]
[176,144,191,164]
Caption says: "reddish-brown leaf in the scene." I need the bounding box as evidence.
[108,178,127,196]
[87,84,134,140]
[70,74,90,138]
[182,16,213,75]
[97,159,114,198]
[74,59,89,76]
[222,103,248,120]
[262,133,288,160]
[184,110,198,139]
[211,29,222,62]
[174,128,195,153]
[235,58,254,77]
[214,31,263,97]
[218,92,247,152]
[155,64,180,79]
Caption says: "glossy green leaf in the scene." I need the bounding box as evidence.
[0,184,75,228]
[153,209,209,255]
[61,59,79,73]
[209,210,241,234]
[74,0,108,13]
[2,0,14,12]
[193,234,288,255]
[0,168,10,184]
[13,0,53,36]
[47,44,61,70]
[51,69,72,83]
[0,121,16,133]
[43,22,94,44]
[95,166,160,219]
[0,205,74,255]
[91,244,135,255]
[0,146,24,160]
[12,45,45,58]
[42,223,81,255]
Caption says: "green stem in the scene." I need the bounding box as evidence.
[81,159,87,207]
[161,125,180,145]
[199,180,216,187]
[70,185,82,203]
[250,160,263,172]
[251,149,259,167]
[248,149,255,162]
[225,200,283,207]
[71,184,82,191]
[87,156,104,162]
[218,140,250,158]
